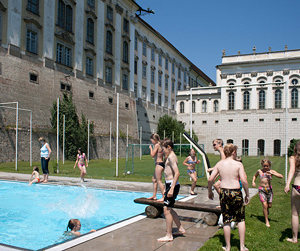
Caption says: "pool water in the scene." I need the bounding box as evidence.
[0,180,158,250]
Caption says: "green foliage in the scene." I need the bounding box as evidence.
[157,115,198,143]
[288,138,299,157]
[50,92,94,161]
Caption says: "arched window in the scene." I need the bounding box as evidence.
[259,90,265,109]
[227,139,233,144]
[228,92,235,110]
[275,89,282,108]
[180,102,184,113]
[86,18,94,44]
[214,100,219,112]
[243,91,250,110]
[27,0,39,14]
[258,139,265,156]
[274,139,281,156]
[202,100,207,113]
[106,30,113,54]
[242,139,249,156]
[123,41,128,63]
[192,101,196,113]
[291,88,298,108]
[58,0,65,28]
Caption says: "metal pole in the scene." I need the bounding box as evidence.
[285,81,288,183]
[109,122,112,162]
[63,115,65,164]
[180,133,182,157]
[126,124,128,162]
[140,126,142,160]
[88,119,90,163]
[190,88,192,148]
[30,111,32,166]
[57,98,59,174]
[164,130,165,139]
[172,131,174,143]
[116,93,119,177]
[15,102,18,171]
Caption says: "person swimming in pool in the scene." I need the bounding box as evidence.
[66,219,96,236]
[29,166,40,186]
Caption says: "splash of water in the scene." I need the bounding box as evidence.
[45,185,100,218]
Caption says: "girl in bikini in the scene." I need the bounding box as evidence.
[29,166,40,186]
[285,140,300,243]
[183,149,201,195]
[74,148,88,182]
[148,134,165,201]
[252,158,283,227]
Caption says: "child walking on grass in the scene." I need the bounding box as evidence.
[252,158,283,227]
[29,166,40,186]
[183,149,200,195]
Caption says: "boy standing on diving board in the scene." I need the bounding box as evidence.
[157,138,185,242]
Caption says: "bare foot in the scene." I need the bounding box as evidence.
[241,247,249,251]
[190,191,197,195]
[266,222,270,227]
[157,235,173,242]
[286,238,298,243]
[147,195,157,200]
[173,229,186,236]
[222,246,230,251]
[156,198,164,202]
[42,180,48,183]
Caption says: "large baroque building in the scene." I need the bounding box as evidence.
[177,47,300,156]
[0,0,214,147]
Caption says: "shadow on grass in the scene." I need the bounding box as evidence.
[213,233,242,250]
[249,214,278,224]
[279,228,293,242]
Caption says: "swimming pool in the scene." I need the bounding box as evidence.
[0,180,158,250]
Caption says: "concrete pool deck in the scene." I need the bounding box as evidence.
[0,172,258,251]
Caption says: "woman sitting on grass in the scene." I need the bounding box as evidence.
[252,159,283,227]
[285,140,300,243]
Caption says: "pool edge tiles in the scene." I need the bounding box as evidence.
[42,196,191,251]
[43,214,147,251]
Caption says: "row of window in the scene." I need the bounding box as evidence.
[179,88,299,114]
[227,78,298,86]
[134,37,187,82]
[195,118,297,125]
[180,100,219,113]
[228,89,298,110]
[224,139,282,156]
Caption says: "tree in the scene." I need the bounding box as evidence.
[50,92,93,160]
[157,115,198,144]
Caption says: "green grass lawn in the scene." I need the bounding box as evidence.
[200,155,299,251]
[0,154,297,250]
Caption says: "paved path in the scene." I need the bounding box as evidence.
[0,173,258,251]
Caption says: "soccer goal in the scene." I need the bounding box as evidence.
[125,143,206,178]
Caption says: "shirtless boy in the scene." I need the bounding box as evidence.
[208,139,226,194]
[157,138,185,242]
[208,143,249,251]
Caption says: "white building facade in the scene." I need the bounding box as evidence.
[177,47,300,156]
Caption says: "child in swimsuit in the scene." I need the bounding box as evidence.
[74,148,88,182]
[183,149,201,195]
[252,158,283,227]
[66,219,96,236]
[148,133,165,201]
[29,166,41,186]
